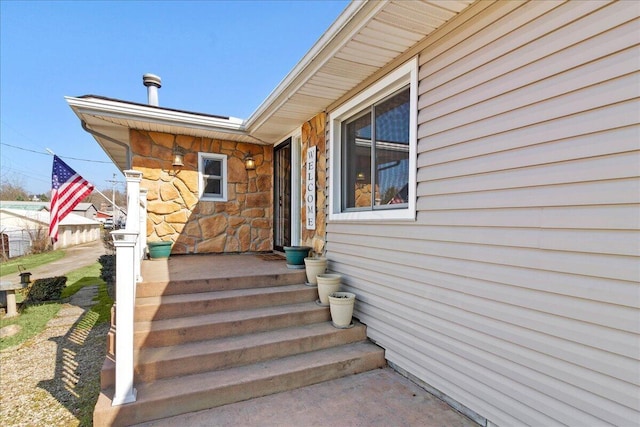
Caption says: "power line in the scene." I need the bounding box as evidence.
[0,142,113,164]
[0,166,50,184]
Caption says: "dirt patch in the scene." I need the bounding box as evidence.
[0,324,21,338]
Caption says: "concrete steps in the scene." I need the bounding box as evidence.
[136,270,307,297]
[135,283,317,321]
[94,267,385,426]
[95,342,385,426]
[101,322,369,387]
[135,301,331,347]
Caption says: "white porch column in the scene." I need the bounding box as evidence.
[111,230,138,405]
[110,170,143,406]
[123,170,143,283]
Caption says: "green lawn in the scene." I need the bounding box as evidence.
[0,250,66,277]
[0,262,113,350]
[0,303,61,350]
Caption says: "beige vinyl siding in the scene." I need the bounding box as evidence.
[326,1,640,425]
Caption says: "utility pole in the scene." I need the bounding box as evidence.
[106,174,124,226]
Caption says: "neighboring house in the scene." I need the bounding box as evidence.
[0,202,49,257]
[96,203,127,225]
[66,1,640,426]
[73,202,99,220]
[0,202,99,220]
[0,201,49,211]
[95,210,111,223]
[0,208,101,250]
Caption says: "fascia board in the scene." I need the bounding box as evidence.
[65,96,247,134]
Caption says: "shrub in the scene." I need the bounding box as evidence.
[98,254,115,299]
[25,276,67,303]
[102,230,115,254]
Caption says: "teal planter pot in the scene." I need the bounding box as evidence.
[283,246,311,269]
[148,241,172,259]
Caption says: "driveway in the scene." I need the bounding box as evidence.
[22,239,106,281]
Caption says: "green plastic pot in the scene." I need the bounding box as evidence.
[148,241,172,259]
[283,246,311,269]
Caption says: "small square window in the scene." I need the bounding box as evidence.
[198,153,227,201]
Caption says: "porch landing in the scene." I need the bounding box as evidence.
[141,252,293,283]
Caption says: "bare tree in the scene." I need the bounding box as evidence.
[0,179,29,201]
[24,224,51,254]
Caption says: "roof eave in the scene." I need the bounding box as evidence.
[244,0,383,136]
[244,0,476,143]
[65,96,248,134]
[66,96,267,171]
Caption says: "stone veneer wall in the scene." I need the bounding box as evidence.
[300,113,327,255]
[130,129,273,254]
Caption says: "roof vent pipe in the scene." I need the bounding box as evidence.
[142,73,161,106]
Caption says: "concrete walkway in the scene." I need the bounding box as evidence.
[24,239,106,281]
[136,367,477,427]
[1,238,105,317]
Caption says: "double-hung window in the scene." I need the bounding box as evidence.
[329,58,417,221]
[198,152,227,201]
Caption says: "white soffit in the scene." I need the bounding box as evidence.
[246,0,474,143]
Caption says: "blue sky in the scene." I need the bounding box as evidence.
[0,0,349,196]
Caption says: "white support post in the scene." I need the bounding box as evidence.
[123,170,143,283]
[110,170,144,406]
[111,230,138,405]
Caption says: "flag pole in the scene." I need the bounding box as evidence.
[93,188,124,213]
[46,148,124,212]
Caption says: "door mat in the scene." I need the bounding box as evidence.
[257,253,286,261]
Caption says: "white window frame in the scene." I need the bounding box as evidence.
[329,57,418,221]
[198,152,227,201]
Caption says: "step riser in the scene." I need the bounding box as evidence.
[135,287,318,321]
[135,308,331,348]
[101,325,368,387]
[137,272,306,298]
[94,348,386,426]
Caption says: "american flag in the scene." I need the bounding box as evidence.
[49,155,95,242]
